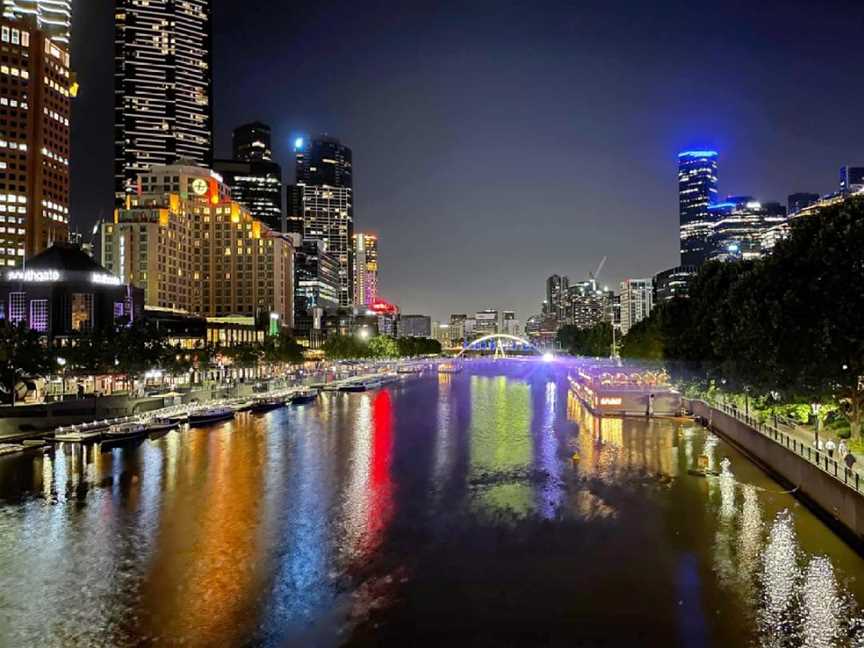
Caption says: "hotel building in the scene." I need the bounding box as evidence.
[101,164,293,329]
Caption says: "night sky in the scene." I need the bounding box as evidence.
[71,0,864,322]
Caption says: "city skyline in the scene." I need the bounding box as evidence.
[69,0,864,321]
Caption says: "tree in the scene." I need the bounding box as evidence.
[369,336,399,358]
[323,334,367,359]
[557,322,612,357]
[262,330,305,364]
[0,322,53,403]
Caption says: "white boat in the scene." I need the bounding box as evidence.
[188,407,235,426]
[144,417,178,434]
[105,422,148,438]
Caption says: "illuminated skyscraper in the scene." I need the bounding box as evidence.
[619,278,653,337]
[0,19,71,267]
[679,150,719,266]
[708,196,786,261]
[352,232,378,306]
[113,0,212,205]
[214,122,283,231]
[1,0,70,46]
[287,135,354,306]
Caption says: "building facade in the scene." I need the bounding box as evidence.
[287,135,354,307]
[840,166,864,196]
[113,0,212,204]
[101,164,293,327]
[399,314,431,338]
[293,237,340,344]
[1,0,70,46]
[679,150,719,267]
[708,196,786,261]
[545,274,568,321]
[213,122,282,232]
[653,265,696,302]
[0,19,70,267]
[619,278,653,337]
[352,232,378,307]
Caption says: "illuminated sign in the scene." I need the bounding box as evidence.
[600,397,623,406]
[91,272,122,286]
[6,269,60,282]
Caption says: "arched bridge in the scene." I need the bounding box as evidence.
[456,334,547,358]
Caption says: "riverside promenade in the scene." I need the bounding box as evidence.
[688,397,864,547]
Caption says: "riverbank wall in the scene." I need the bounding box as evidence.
[686,398,864,547]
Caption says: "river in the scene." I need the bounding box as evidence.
[0,360,862,646]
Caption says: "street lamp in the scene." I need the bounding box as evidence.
[56,357,67,402]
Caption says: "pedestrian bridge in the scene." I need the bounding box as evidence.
[456,334,545,358]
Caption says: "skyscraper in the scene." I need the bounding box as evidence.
[214,122,283,231]
[352,232,378,307]
[287,135,354,306]
[679,150,719,266]
[113,0,213,205]
[545,274,568,321]
[1,0,70,46]
[0,19,70,267]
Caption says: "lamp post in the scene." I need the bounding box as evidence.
[56,357,67,402]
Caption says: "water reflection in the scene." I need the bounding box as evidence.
[0,365,862,646]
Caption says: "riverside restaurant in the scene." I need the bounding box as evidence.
[567,362,682,417]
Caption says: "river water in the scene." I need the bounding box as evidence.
[0,360,863,647]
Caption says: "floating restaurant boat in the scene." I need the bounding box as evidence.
[567,363,682,417]
[233,400,256,412]
[188,407,235,426]
[290,389,319,405]
[339,381,369,393]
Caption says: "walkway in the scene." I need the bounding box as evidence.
[697,397,864,495]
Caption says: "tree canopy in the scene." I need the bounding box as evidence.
[619,197,864,434]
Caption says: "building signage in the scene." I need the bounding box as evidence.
[91,272,122,286]
[600,397,623,406]
[6,269,60,282]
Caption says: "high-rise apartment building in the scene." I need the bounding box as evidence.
[352,232,378,306]
[545,274,568,321]
[501,310,520,336]
[564,281,609,330]
[287,135,354,306]
[679,150,719,266]
[101,164,293,326]
[1,0,70,46]
[113,0,212,205]
[0,19,70,267]
[214,122,282,231]
[292,237,339,344]
[619,278,653,337]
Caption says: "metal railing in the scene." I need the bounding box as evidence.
[697,397,863,495]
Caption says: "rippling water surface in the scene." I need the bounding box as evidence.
[1,360,863,646]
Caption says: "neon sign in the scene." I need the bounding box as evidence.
[91,272,121,286]
[6,269,60,282]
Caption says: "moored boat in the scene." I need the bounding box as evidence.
[105,422,148,439]
[290,389,319,405]
[54,428,103,443]
[249,396,285,413]
[188,407,235,426]
[144,417,178,434]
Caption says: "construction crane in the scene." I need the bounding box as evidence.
[588,256,607,284]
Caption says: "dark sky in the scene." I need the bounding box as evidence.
[72,0,864,322]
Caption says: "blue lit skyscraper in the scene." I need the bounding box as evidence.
[678,150,718,266]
